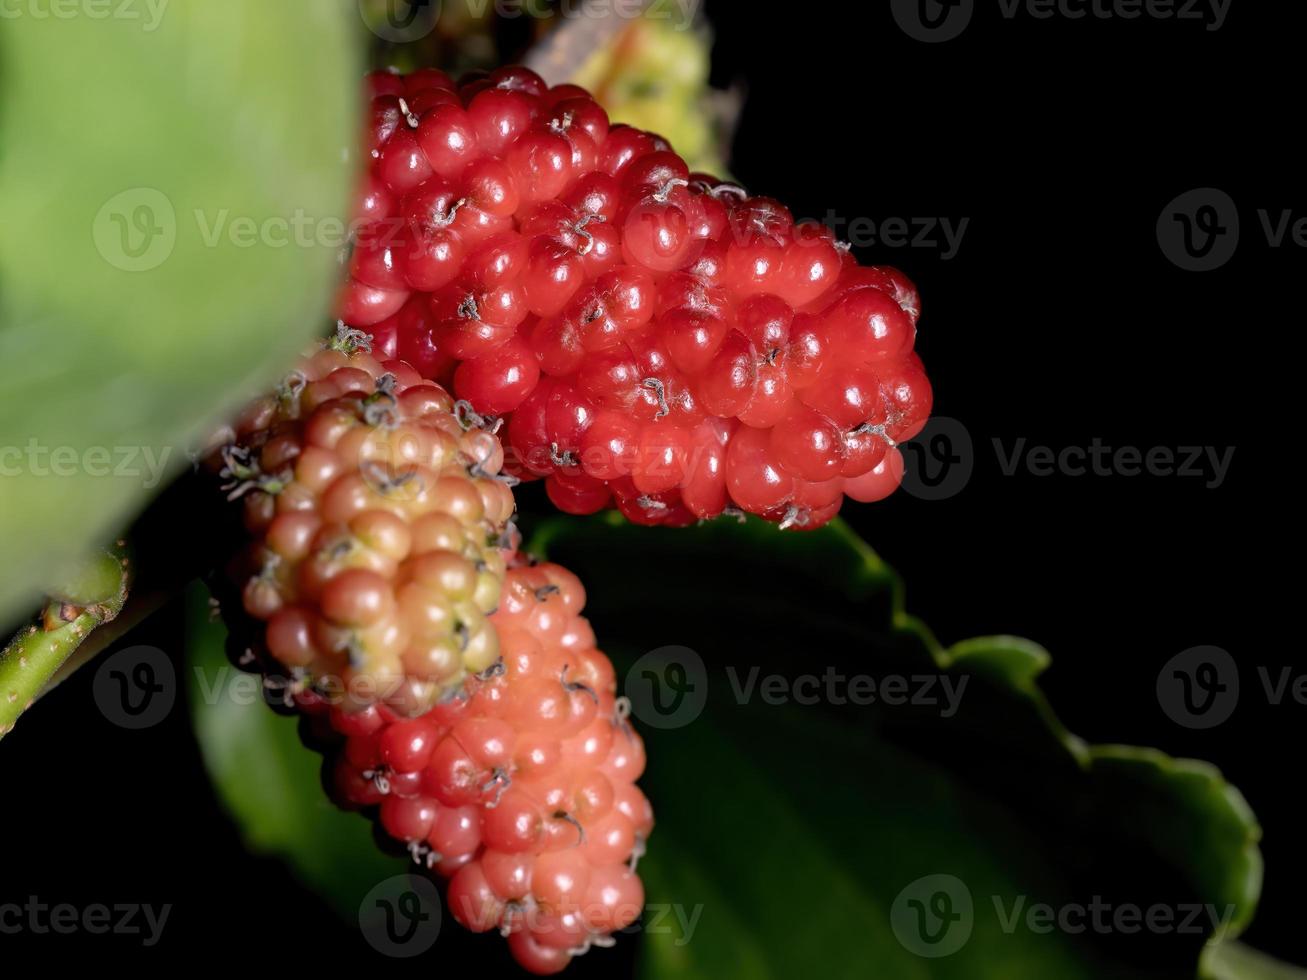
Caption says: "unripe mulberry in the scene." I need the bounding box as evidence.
[210,339,651,972]
[213,331,516,717]
[330,558,652,974]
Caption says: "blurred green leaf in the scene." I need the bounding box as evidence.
[185,582,404,920]
[1205,942,1307,980]
[528,515,1265,980]
[0,1,360,621]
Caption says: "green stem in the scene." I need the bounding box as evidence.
[0,544,130,739]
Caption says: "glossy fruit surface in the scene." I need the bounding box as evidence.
[331,558,651,975]
[341,66,931,529]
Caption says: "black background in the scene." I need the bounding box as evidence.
[2,0,1299,973]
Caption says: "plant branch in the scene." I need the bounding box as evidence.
[0,543,131,739]
[20,468,241,710]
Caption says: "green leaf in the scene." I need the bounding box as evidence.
[185,582,404,920]
[1204,942,1307,980]
[527,514,1265,979]
[0,2,359,621]
[184,507,1273,976]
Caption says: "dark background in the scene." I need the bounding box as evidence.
[2,0,1299,973]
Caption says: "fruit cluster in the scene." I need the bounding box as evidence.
[215,334,516,717]
[213,342,651,972]
[323,557,651,975]
[341,65,931,530]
